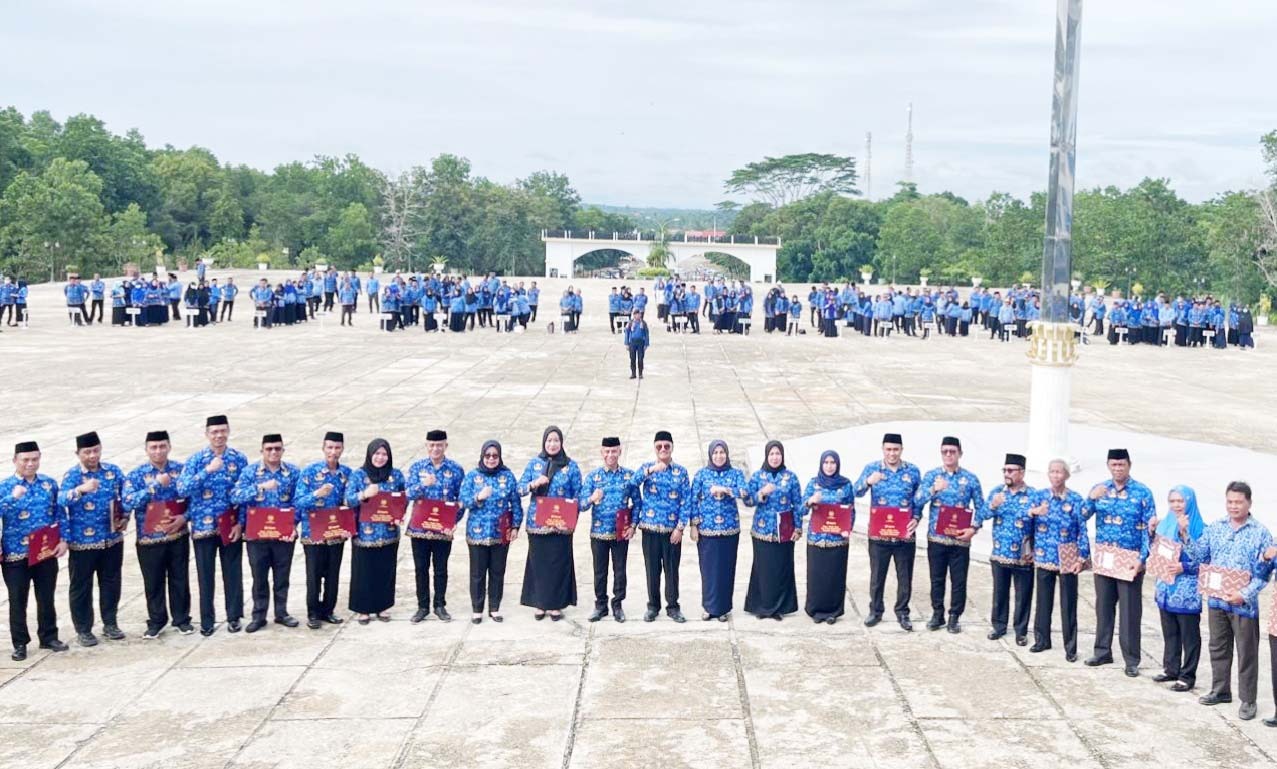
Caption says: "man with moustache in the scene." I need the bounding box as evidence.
[294,432,353,629]
[58,432,127,646]
[579,436,640,623]
[122,430,193,639]
[231,434,301,632]
[405,429,465,624]
[635,431,691,623]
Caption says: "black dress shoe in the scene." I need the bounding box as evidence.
[410,608,429,624]
[471,616,482,625]
[103,625,126,641]
[987,630,1006,641]
[643,609,658,622]
[434,607,452,623]
[40,639,69,652]
[1015,635,1028,647]
[1124,666,1139,678]
[1171,682,1193,692]
[77,632,99,648]
[275,616,300,628]
[489,612,504,623]
[1084,655,1112,667]
[177,622,195,635]
[306,618,322,630]
[864,613,882,627]
[898,617,913,632]
[1198,692,1232,706]
[324,615,344,625]
[946,618,962,634]
[245,619,267,633]
[1065,652,1078,663]
[1263,714,1277,727]
[926,612,944,631]
[200,627,215,637]
[10,645,26,662]
[227,620,242,633]
[1152,673,1176,683]
[668,610,687,623]
[588,608,608,623]
[613,609,625,623]
[1029,642,1051,653]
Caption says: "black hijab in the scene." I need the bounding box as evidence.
[707,439,730,470]
[362,438,393,484]
[535,425,569,496]
[478,439,506,477]
[762,440,786,473]
[815,450,850,490]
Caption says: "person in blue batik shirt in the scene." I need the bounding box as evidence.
[1082,448,1156,676]
[579,436,641,623]
[123,430,192,638]
[1,441,70,660]
[230,434,300,632]
[405,429,465,624]
[974,453,1036,645]
[1148,485,1204,691]
[177,414,248,636]
[345,438,406,623]
[59,432,126,647]
[635,430,691,623]
[744,441,801,620]
[293,432,352,628]
[689,439,750,622]
[854,433,922,631]
[518,426,582,621]
[624,310,650,379]
[1028,459,1090,662]
[915,436,983,634]
[803,450,855,624]
[460,440,523,623]
[1185,481,1276,722]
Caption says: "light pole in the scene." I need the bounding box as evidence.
[1125,266,1136,297]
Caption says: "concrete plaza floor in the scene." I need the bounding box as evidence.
[0,272,1275,768]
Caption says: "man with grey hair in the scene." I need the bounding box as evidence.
[1029,458,1089,662]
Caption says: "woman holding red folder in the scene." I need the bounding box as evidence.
[518,426,582,621]
[802,450,855,624]
[343,439,406,624]
[689,440,749,622]
[460,440,523,624]
[744,441,803,620]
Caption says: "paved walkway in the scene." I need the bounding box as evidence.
[1,273,1274,768]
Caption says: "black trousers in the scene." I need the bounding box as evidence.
[468,543,509,612]
[411,538,452,609]
[137,536,192,631]
[193,536,244,629]
[221,301,234,321]
[1160,608,1201,687]
[247,540,295,621]
[629,346,646,376]
[867,539,915,618]
[641,530,680,612]
[1093,572,1143,667]
[990,563,1033,637]
[90,298,104,323]
[1207,608,1260,703]
[303,542,344,620]
[3,558,59,647]
[926,541,969,618]
[324,291,335,311]
[68,542,124,633]
[1033,569,1078,654]
[590,538,629,611]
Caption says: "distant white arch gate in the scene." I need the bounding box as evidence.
[541,230,780,283]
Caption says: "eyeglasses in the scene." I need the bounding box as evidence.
[1002,467,1022,473]
[940,449,959,454]
[483,452,500,459]
[264,446,284,452]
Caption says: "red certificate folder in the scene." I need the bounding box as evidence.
[777,511,795,541]
[27,525,60,566]
[498,511,514,543]
[533,497,579,530]
[615,508,632,538]
[1145,536,1183,583]
[144,500,188,535]
[1198,564,1251,600]
[359,492,407,524]
[1092,543,1141,582]
[936,505,973,537]
[308,507,355,539]
[869,505,910,539]
[811,504,853,537]
[217,508,238,545]
[246,507,296,540]
[410,499,460,533]
[109,500,129,532]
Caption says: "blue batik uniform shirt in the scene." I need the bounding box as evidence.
[0,473,59,562]
[579,465,641,540]
[177,446,249,538]
[915,466,985,547]
[406,457,466,540]
[59,461,126,551]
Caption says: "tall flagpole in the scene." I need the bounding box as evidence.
[1027,0,1083,470]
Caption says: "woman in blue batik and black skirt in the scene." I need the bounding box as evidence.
[518,426,583,621]
[689,440,750,622]
[803,450,855,624]
[344,438,406,624]
[744,440,803,620]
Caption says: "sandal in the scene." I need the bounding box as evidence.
[534,611,546,621]
[376,613,391,622]
[550,611,563,622]
[357,614,371,625]
[489,612,504,623]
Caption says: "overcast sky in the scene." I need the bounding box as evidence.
[3,0,1273,207]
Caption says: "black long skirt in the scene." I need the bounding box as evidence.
[520,533,577,611]
[804,544,849,622]
[111,306,127,326]
[449,311,466,332]
[349,541,398,614]
[744,538,798,617]
[698,534,739,618]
